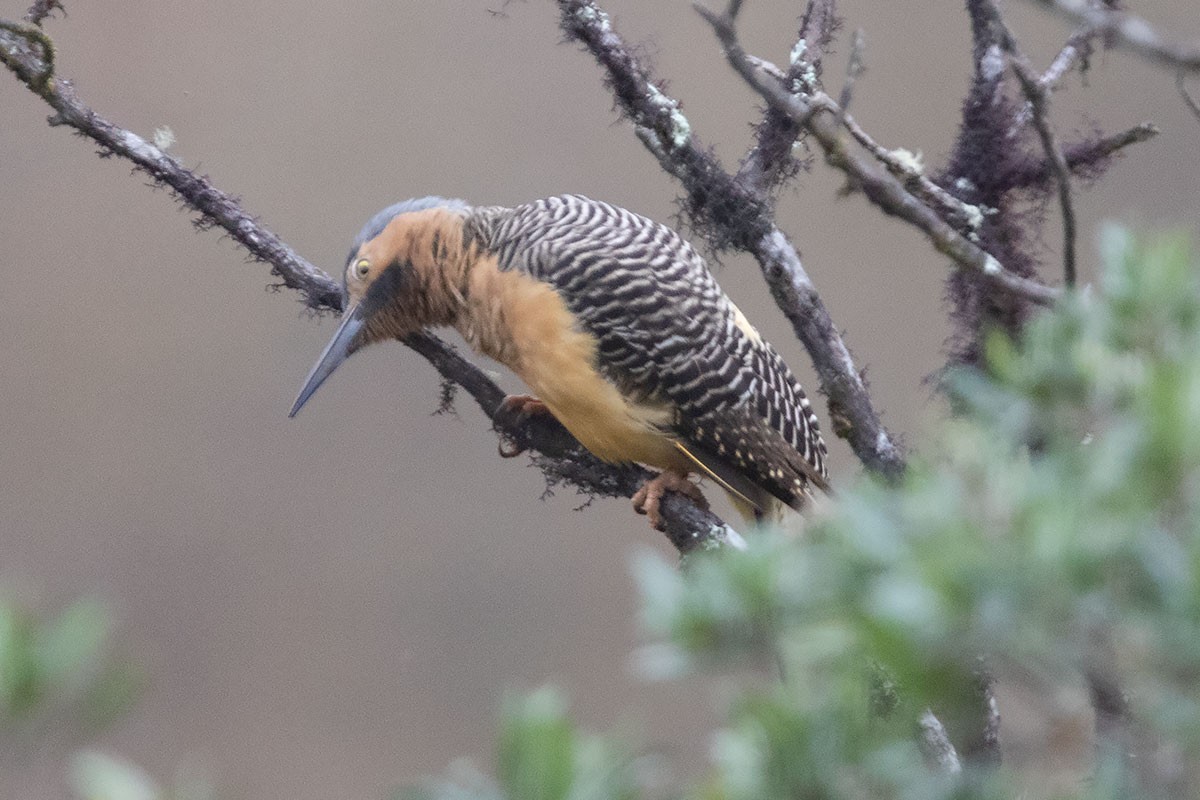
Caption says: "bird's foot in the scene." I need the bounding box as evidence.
[499,393,550,417]
[496,394,551,458]
[632,471,708,531]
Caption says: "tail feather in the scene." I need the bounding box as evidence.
[672,440,799,515]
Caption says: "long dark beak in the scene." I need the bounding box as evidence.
[288,302,366,418]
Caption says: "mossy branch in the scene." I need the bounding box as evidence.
[0,8,733,554]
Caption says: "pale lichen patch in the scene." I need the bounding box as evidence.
[645,84,691,150]
[888,148,924,174]
[574,3,610,32]
[789,38,808,66]
[980,43,1005,82]
[153,126,175,150]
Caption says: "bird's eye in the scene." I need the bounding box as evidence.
[354,259,370,279]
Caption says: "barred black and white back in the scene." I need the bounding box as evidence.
[469,195,828,510]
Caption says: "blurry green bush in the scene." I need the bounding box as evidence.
[402,232,1200,799]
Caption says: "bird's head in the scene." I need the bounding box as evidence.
[288,196,470,417]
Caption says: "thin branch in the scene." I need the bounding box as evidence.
[693,3,1061,306]
[1040,27,1095,92]
[1024,0,1200,73]
[735,0,840,196]
[23,0,61,25]
[1,21,337,309]
[0,16,734,553]
[837,28,865,115]
[558,0,906,478]
[0,17,53,90]
[1004,26,1099,134]
[936,0,1079,367]
[406,333,741,554]
[1177,70,1200,124]
[834,100,989,234]
[796,0,840,73]
[982,1,1078,286]
[1004,121,1159,188]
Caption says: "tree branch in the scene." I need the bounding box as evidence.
[1039,27,1096,92]
[979,0,1078,286]
[0,14,736,554]
[692,3,1061,306]
[558,0,906,478]
[1,20,338,310]
[734,0,840,196]
[1024,0,1200,73]
[938,0,1100,366]
[23,0,61,25]
[1003,122,1159,189]
[837,28,866,115]
[737,56,994,238]
[836,100,992,234]
[1177,70,1200,125]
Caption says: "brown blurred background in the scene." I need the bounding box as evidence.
[2,1,1198,797]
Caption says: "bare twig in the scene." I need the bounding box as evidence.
[23,0,61,25]
[981,1,1078,286]
[939,0,1072,366]
[1040,27,1095,91]
[1177,70,1200,124]
[837,28,865,114]
[1004,121,1159,188]
[1024,0,1200,73]
[835,103,988,234]
[558,0,906,478]
[693,3,1061,306]
[0,16,735,553]
[2,21,337,308]
[917,709,963,774]
[1005,25,1099,134]
[872,668,965,778]
[734,0,838,195]
[0,17,53,90]
[796,0,839,74]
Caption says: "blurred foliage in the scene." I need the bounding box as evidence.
[405,233,1200,800]
[70,750,162,800]
[398,688,639,800]
[68,749,216,800]
[0,597,140,733]
[0,597,191,800]
[1,597,215,800]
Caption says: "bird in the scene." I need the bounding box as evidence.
[289,195,829,529]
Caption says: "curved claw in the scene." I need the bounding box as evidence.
[498,434,526,459]
[499,393,549,417]
[495,394,552,459]
[632,471,709,531]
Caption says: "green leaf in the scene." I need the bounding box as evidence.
[498,688,577,800]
